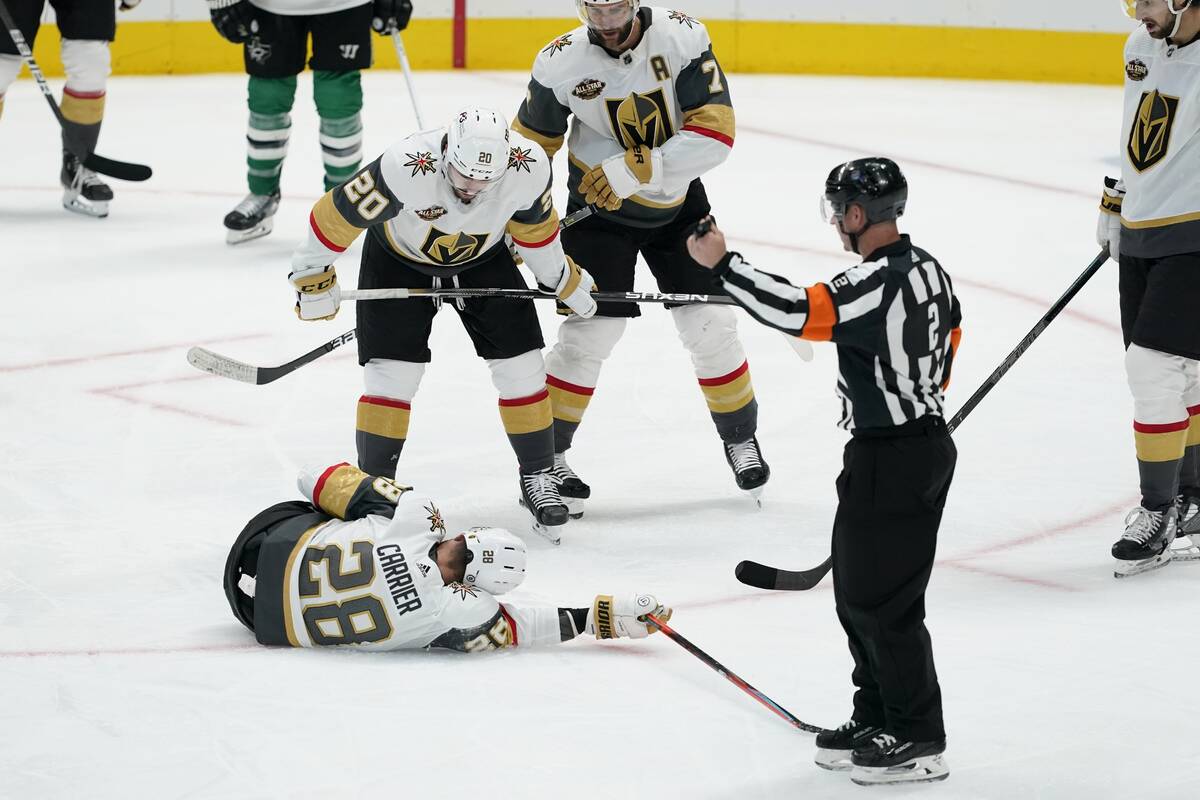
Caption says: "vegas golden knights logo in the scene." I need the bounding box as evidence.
[1127,90,1180,173]
[420,227,489,265]
[605,88,674,149]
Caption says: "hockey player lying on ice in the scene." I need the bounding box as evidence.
[224,462,671,651]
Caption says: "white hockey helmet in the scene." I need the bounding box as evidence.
[462,527,527,594]
[576,0,639,32]
[444,108,510,198]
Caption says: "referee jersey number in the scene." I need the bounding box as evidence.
[927,304,940,352]
[298,542,393,645]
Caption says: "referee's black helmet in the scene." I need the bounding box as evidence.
[823,157,908,225]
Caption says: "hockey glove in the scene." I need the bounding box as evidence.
[586,593,672,639]
[553,257,598,318]
[289,265,341,321]
[1096,176,1125,262]
[578,145,664,211]
[372,0,414,35]
[208,0,256,44]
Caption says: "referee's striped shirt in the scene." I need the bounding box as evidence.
[714,235,962,432]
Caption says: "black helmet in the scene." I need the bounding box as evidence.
[823,157,907,225]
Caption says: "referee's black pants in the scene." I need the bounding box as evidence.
[831,416,956,742]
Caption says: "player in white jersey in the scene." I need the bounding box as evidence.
[512,1,770,514]
[288,108,599,543]
[224,462,672,651]
[1098,1,1200,576]
[207,0,413,243]
[0,1,138,217]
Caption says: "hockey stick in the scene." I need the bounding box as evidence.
[735,249,1111,591]
[0,0,151,182]
[645,613,822,734]
[186,205,596,385]
[343,287,745,304]
[391,32,424,128]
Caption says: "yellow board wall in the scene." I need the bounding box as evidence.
[25,19,1126,84]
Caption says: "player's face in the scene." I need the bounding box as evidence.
[446,164,498,203]
[1134,0,1174,38]
[582,2,636,47]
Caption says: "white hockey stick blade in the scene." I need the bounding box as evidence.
[187,346,258,384]
[783,334,814,362]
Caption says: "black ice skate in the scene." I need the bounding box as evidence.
[849,732,949,786]
[517,467,569,545]
[552,451,589,519]
[61,152,112,218]
[814,719,883,771]
[1112,505,1178,578]
[1170,495,1200,562]
[224,190,280,244]
[724,436,770,506]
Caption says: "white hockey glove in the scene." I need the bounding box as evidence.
[586,593,672,640]
[578,145,664,211]
[554,257,598,318]
[1096,177,1125,262]
[289,265,341,321]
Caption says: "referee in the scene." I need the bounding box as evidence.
[687,158,961,786]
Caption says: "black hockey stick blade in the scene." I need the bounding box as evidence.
[83,152,152,182]
[187,329,357,386]
[735,556,832,591]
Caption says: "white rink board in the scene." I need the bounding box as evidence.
[1,70,1199,799]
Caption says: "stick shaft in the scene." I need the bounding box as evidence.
[391,32,424,128]
[342,287,741,304]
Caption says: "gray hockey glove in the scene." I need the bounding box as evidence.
[372,0,414,35]
[208,0,256,44]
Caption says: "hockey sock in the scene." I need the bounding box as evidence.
[313,70,363,190]
[246,75,297,195]
[356,395,411,478]
[60,87,105,159]
[1179,402,1200,496]
[698,360,758,443]
[546,376,593,453]
[1128,344,1189,511]
[499,390,555,473]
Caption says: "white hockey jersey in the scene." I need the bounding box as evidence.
[1117,27,1200,257]
[514,6,735,227]
[248,464,565,652]
[250,0,370,17]
[293,127,570,283]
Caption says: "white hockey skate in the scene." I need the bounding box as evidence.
[517,468,569,545]
[1112,506,1177,578]
[61,152,111,218]
[1169,495,1200,562]
[224,190,280,244]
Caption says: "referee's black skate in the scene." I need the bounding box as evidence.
[849,733,949,786]
[518,467,569,545]
[224,190,280,244]
[814,719,883,771]
[1112,505,1177,578]
[552,452,589,519]
[61,151,112,218]
[724,436,770,506]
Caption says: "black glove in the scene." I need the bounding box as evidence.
[208,0,256,45]
[372,0,414,35]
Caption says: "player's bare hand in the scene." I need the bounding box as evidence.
[687,215,727,269]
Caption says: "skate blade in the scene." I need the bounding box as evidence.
[746,485,765,509]
[564,497,585,519]
[226,219,274,245]
[1169,535,1200,561]
[849,755,949,786]
[1113,550,1172,578]
[813,749,852,771]
[62,194,109,218]
[517,498,564,545]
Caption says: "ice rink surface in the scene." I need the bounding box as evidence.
[2,69,1197,799]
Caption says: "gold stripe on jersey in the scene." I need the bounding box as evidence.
[508,214,559,245]
[315,464,369,519]
[283,526,322,647]
[567,154,686,210]
[682,104,736,142]
[61,93,105,125]
[512,119,565,160]
[312,192,363,250]
[1122,209,1200,229]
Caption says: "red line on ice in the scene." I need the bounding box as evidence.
[0,643,261,659]
[0,334,267,373]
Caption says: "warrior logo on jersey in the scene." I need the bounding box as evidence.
[605,89,675,149]
[1126,59,1148,82]
[543,34,573,56]
[573,78,606,100]
[425,502,446,535]
[415,205,448,221]
[668,10,698,28]
[420,228,490,265]
[508,146,537,173]
[1127,90,1180,173]
[404,151,438,177]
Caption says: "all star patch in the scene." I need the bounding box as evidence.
[404,151,438,177]
[508,146,537,173]
[572,78,606,100]
[415,205,448,221]
[1126,58,1148,81]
